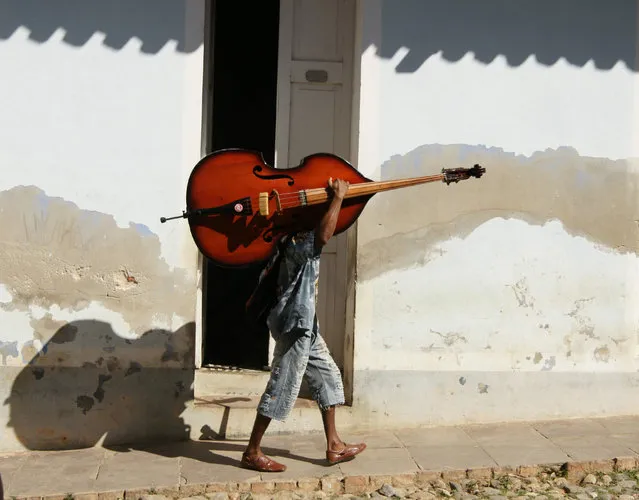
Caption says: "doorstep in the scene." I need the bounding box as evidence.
[189,366,340,440]
[184,394,356,441]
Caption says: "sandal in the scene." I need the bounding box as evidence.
[241,452,287,472]
[326,442,367,464]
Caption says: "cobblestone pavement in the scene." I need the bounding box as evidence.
[139,469,639,500]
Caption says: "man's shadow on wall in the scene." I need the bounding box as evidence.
[4,319,322,467]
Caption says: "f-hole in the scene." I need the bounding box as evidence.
[202,0,280,369]
[252,165,295,185]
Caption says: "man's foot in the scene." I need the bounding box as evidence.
[326,442,367,464]
[241,451,287,472]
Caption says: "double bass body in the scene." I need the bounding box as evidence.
[185,149,372,267]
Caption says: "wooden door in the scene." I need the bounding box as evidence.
[274,0,356,373]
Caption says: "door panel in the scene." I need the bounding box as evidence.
[276,0,355,372]
[292,0,340,61]
[289,87,337,165]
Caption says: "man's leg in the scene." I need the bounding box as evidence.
[304,324,366,464]
[242,329,312,472]
[244,413,273,459]
[321,404,344,450]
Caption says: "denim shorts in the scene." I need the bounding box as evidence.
[257,318,345,421]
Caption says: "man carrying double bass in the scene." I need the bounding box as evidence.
[242,177,366,473]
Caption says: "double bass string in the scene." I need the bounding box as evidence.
[242,186,342,212]
[237,172,447,213]
[243,176,437,212]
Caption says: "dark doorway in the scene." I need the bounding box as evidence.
[203,0,280,369]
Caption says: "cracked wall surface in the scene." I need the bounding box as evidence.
[0,186,195,343]
[353,145,639,421]
[0,0,205,452]
[358,145,638,282]
[0,186,198,451]
[351,0,639,426]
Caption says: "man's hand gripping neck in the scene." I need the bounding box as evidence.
[316,177,349,247]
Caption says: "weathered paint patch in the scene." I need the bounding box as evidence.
[21,341,39,364]
[125,361,142,377]
[568,298,598,340]
[76,395,94,415]
[357,214,637,372]
[359,145,638,281]
[594,345,611,363]
[541,356,556,371]
[512,279,535,309]
[432,330,467,346]
[0,341,19,364]
[0,186,196,351]
[93,374,113,402]
[30,314,72,345]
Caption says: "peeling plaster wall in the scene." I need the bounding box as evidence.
[351,0,639,427]
[0,1,205,451]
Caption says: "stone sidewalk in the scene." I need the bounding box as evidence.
[2,415,639,499]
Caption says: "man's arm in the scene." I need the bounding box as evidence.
[316,178,349,247]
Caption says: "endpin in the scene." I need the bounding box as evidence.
[160,211,187,223]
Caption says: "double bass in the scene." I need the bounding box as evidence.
[160,148,485,267]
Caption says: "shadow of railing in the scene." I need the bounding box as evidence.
[370,0,637,72]
[1,0,637,72]
[0,0,203,54]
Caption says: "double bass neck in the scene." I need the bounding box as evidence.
[305,173,446,205]
[258,164,485,216]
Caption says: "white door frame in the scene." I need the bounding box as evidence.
[194,1,361,405]
[273,0,293,172]
[194,0,216,370]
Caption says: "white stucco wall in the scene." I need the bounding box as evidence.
[352,0,639,427]
[0,1,205,451]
